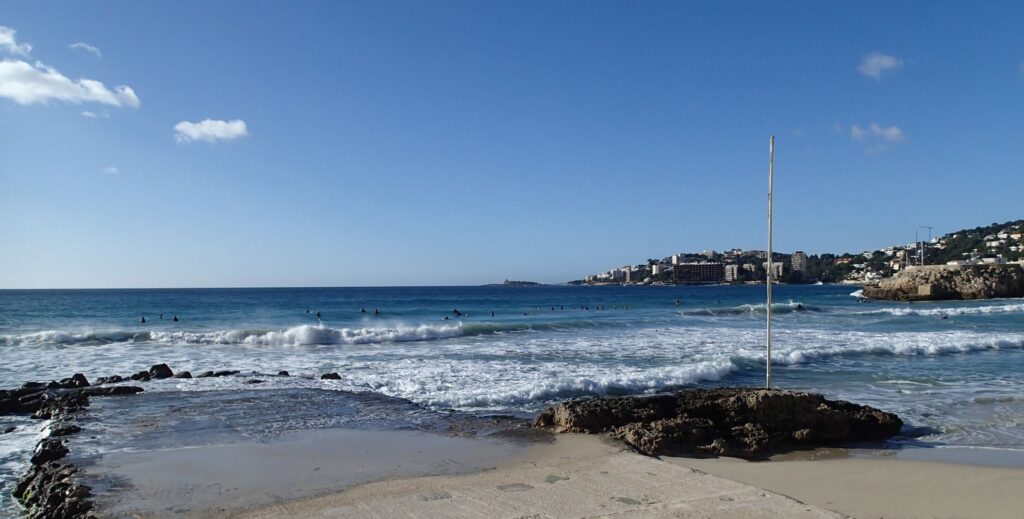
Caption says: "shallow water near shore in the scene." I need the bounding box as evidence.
[2,285,1024,514]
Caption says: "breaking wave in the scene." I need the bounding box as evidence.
[0,324,467,347]
[682,300,823,316]
[768,334,1024,365]
[0,320,616,348]
[857,302,1024,317]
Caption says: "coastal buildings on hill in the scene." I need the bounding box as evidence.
[572,219,1024,286]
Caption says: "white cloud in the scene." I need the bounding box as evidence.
[846,123,906,153]
[101,166,119,174]
[850,123,905,143]
[81,110,109,118]
[70,42,102,58]
[0,59,140,107]
[174,119,249,143]
[0,26,32,56]
[858,52,903,80]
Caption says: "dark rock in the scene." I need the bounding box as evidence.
[535,388,903,459]
[81,386,144,397]
[3,426,15,434]
[129,371,151,382]
[94,375,125,385]
[31,439,68,465]
[21,381,47,390]
[57,374,90,389]
[198,370,240,378]
[148,363,174,379]
[32,391,89,420]
[173,371,193,379]
[321,372,341,380]
[50,423,82,437]
[277,371,290,377]
[13,461,93,519]
[245,379,264,384]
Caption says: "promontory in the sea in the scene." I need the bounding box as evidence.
[483,279,545,287]
[862,263,1024,301]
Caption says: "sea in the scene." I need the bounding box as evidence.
[1,285,1023,513]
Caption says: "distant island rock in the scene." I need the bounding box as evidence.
[483,280,544,287]
[862,264,1024,301]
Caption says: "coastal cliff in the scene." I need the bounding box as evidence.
[861,264,1024,301]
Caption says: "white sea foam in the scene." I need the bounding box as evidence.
[849,289,864,297]
[0,323,466,347]
[858,302,1024,317]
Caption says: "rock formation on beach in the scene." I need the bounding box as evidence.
[2,374,145,519]
[862,264,1024,301]
[535,388,903,459]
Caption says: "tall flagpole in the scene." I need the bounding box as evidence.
[766,135,774,389]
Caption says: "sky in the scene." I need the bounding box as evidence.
[2,1,1023,288]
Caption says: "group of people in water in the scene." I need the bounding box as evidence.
[139,313,179,324]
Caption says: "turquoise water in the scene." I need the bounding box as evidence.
[1,284,1023,455]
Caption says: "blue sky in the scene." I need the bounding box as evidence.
[2,1,1023,288]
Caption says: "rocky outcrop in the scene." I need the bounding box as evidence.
[2,374,145,519]
[862,264,1024,301]
[535,388,903,459]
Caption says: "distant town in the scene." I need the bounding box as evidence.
[570,220,1024,286]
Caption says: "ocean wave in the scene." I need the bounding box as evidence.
[397,360,737,409]
[0,323,467,347]
[0,319,627,348]
[682,300,823,317]
[858,302,1024,317]
[769,335,1024,365]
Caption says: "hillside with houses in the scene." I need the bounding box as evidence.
[571,219,1024,286]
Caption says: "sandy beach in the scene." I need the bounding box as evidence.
[670,452,1024,519]
[231,434,837,519]
[221,435,1024,519]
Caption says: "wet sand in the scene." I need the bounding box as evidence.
[88,427,531,517]
[232,434,837,518]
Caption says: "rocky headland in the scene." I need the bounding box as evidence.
[535,388,903,459]
[861,264,1024,301]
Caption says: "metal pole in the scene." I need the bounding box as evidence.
[766,135,774,389]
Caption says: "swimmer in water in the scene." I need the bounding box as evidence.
[361,307,366,313]
[140,316,146,324]
[172,315,179,322]
[374,309,379,315]
[316,311,321,319]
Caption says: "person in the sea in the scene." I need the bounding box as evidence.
[140,316,146,324]
[361,307,366,313]
[172,315,179,322]
[490,311,495,317]
[316,311,321,319]
[443,315,449,320]
[159,313,163,320]
[374,309,379,315]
